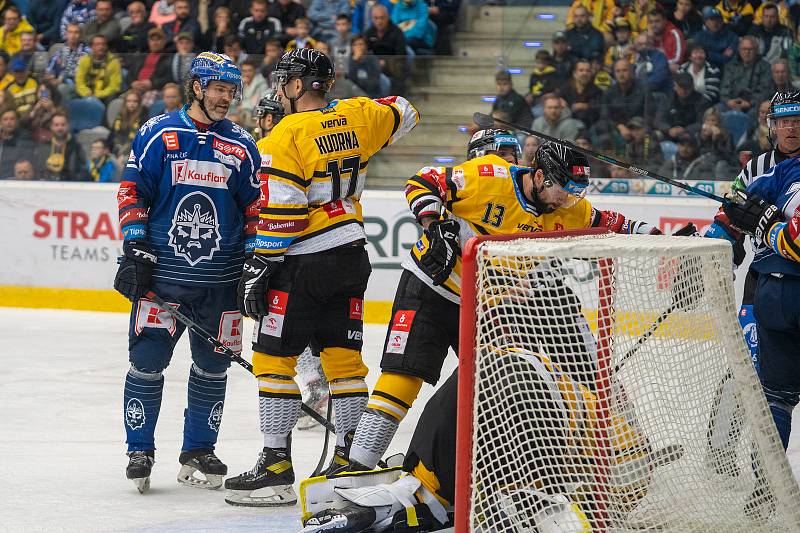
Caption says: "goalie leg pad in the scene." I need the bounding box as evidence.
[301,466,405,520]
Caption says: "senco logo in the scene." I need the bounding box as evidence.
[171,160,231,189]
[212,138,246,160]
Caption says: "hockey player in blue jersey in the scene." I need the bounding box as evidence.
[113,52,261,493]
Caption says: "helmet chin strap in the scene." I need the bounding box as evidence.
[284,81,306,114]
[517,171,550,215]
[197,91,218,124]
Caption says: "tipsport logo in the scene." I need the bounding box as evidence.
[168,191,222,266]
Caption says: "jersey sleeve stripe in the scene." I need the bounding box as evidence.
[260,206,309,215]
[264,167,310,188]
[381,104,401,149]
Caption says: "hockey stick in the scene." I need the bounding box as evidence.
[145,290,336,433]
[311,398,334,478]
[472,112,726,203]
[614,303,676,373]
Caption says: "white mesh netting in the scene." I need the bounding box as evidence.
[463,233,800,532]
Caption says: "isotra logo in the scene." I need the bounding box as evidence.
[212,138,246,160]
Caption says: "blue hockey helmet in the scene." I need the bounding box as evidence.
[189,52,243,101]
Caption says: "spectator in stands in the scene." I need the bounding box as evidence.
[229,58,267,129]
[163,0,201,52]
[268,0,306,41]
[5,58,37,121]
[656,72,708,141]
[161,82,182,114]
[696,106,735,174]
[609,0,656,38]
[119,2,155,55]
[171,32,196,86]
[88,138,116,182]
[669,0,703,40]
[739,98,772,153]
[524,50,561,110]
[44,23,88,102]
[715,0,753,36]
[352,0,393,35]
[596,59,648,144]
[551,31,576,84]
[223,34,248,65]
[205,7,235,53]
[658,132,716,179]
[632,33,672,94]
[29,0,68,48]
[364,5,407,95]
[772,58,793,93]
[428,0,459,55]
[261,38,283,81]
[348,34,383,97]
[149,0,177,29]
[749,3,791,65]
[84,0,121,51]
[285,17,317,51]
[127,28,174,96]
[648,6,686,72]
[35,112,89,181]
[13,31,49,80]
[558,58,602,128]
[625,116,663,168]
[238,0,282,55]
[75,34,122,105]
[678,42,722,105]
[493,70,532,129]
[309,0,351,43]
[207,0,250,28]
[0,51,9,88]
[531,93,581,140]
[754,0,795,35]
[521,134,540,166]
[0,6,34,57]
[27,84,61,143]
[60,0,95,41]
[330,14,352,73]
[565,6,604,62]
[110,90,146,158]
[604,17,633,69]
[566,0,615,33]
[12,159,35,180]
[720,35,773,113]
[574,132,609,177]
[392,0,435,55]
[0,109,33,178]
[693,6,739,68]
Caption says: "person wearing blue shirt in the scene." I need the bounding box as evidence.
[692,7,740,68]
[87,138,116,182]
[392,0,435,54]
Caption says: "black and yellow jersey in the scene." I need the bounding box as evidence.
[254,96,419,258]
[403,154,659,303]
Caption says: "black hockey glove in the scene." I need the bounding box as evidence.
[671,222,699,237]
[238,253,280,319]
[419,219,460,286]
[114,240,157,301]
[723,192,783,244]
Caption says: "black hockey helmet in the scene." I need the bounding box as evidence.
[467,129,522,162]
[272,49,335,95]
[255,89,285,123]
[526,141,590,213]
[767,90,800,146]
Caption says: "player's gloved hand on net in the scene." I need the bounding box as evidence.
[114,240,157,301]
[722,191,783,243]
[238,253,280,319]
[420,218,461,286]
[671,222,699,237]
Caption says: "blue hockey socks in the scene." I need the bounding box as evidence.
[182,364,227,451]
[124,366,164,452]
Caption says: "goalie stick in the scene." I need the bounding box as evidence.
[144,290,336,433]
[472,112,726,203]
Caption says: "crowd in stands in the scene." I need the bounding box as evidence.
[0,0,460,181]
[492,0,800,180]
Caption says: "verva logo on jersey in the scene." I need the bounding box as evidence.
[134,299,179,335]
[349,298,363,320]
[171,160,231,189]
[261,290,289,337]
[215,311,243,354]
[386,309,416,354]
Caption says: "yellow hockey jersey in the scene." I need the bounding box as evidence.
[254,96,419,258]
[403,154,658,303]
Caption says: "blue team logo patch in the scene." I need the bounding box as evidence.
[208,401,223,432]
[168,191,222,266]
[125,398,146,430]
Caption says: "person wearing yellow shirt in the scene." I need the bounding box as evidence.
[0,6,33,57]
[5,57,37,120]
[74,34,122,103]
[715,0,754,35]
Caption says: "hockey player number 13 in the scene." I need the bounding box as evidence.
[481,202,506,227]
[325,155,362,202]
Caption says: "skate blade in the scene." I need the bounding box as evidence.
[177,465,224,490]
[224,485,298,507]
[132,476,151,494]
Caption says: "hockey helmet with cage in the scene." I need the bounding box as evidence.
[766,91,800,146]
[526,141,590,213]
[255,89,285,123]
[189,52,243,101]
[467,129,522,162]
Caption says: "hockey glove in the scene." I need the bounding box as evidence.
[419,219,460,286]
[723,192,783,244]
[114,240,157,301]
[238,253,280,319]
[671,222,699,237]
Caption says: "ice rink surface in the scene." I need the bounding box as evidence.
[1,307,798,533]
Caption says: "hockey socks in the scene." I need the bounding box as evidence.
[182,364,227,451]
[124,366,164,452]
[350,373,423,469]
[331,378,369,447]
[258,375,302,448]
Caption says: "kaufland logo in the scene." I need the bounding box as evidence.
[172,160,231,189]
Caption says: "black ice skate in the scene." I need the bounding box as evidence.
[126,450,155,494]
[224,447,297,507]
[177,449,227,490]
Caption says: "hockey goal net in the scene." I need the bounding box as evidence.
[455,230,800,532]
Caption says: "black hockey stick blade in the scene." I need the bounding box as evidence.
[145,291,335,433]
[471,112,726,203]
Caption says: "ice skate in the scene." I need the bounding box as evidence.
[224,447,297,506]
[126,450,154,494]
[177,449,227,489]
[298,378,331,431]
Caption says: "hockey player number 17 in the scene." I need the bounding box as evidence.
[324,155,362,202]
